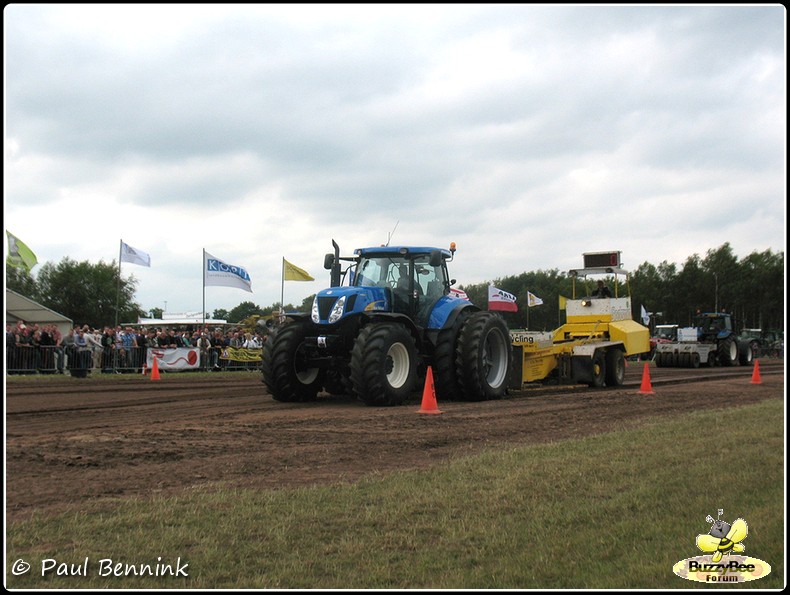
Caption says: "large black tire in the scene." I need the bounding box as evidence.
[350,323,418,406]
[738,340,754,366]
[589,350,606,387]
[455,311,511,401]
[604,349,625,386]
[717,336,738,367]
[261,321,323,402]
[432,308,471,401]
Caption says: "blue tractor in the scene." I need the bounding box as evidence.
[262,240,512,406]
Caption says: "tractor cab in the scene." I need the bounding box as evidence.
[352,247,451,322]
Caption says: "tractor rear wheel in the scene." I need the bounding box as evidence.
[262,321,323,402]
[738,341,754,366]
[350,323,418,406]
[455,311,511,401]
[433,308,471,401]
[717,336,738,366]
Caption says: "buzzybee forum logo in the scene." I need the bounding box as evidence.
[673,509,771,583]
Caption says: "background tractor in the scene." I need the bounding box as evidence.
[654,312,753,367]
[262,240,511,406]
[738,328,784,358]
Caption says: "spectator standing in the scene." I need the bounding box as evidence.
[196,332,212,369]
[210,329,227,370]
[6,323,17,372]
[72,328,90,375]
[101,327,115,371]
[38,325,56,373]
[120,327,136,370]
[85,327,103,370]
[134,327,148,371]
[50,325,65,374]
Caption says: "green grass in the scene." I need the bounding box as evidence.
[6,400,784,589]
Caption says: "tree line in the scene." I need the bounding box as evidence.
[6,243,784,333]
[460,243,784,333]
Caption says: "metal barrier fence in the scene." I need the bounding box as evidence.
[5,345,263,376]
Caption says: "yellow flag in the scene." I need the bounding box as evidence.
[559,295,568,310]
[283,258,314,281]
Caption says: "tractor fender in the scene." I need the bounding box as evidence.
[427,296,480,330]
[363,312,422,342]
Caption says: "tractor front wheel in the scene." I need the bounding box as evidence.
[350,323,418,406]
[262,321,323,402]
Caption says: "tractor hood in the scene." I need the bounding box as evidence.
[311,286,391,325]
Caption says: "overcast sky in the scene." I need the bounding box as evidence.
[4,4,786,317]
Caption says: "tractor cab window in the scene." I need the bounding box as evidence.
[355,257,390,287]
[413,257,447,299]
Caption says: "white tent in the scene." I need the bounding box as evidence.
[130,315,229,329]
[5,289,73,336]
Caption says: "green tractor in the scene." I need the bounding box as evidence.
[739,328,784,358]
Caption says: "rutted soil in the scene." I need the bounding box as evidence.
[5,359,783,524]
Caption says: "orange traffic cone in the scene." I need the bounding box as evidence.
[150,356,161,381]
[417,366,442,414]
[638,362,654,395]
[750,360,762,385]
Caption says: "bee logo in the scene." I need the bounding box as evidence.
[696,509,748,562]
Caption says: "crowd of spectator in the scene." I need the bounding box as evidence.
[6,319,267,375]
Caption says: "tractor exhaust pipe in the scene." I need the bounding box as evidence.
[327,239,341,287]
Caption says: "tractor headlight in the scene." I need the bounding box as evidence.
[581,299,592,307]
[311,297,320,323]
[328,295,346,324]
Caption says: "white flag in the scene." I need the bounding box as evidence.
[488,285,518,312]
[120,241,151,267]
[527,291,544,307]
[641,305,650,326]
[204,251,252,292]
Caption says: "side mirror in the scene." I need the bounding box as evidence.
[429,251,443,267]
[324,253,334,270]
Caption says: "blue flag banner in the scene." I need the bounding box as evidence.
[204,251,252,292]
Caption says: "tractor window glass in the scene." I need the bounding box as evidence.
[355,257,391,287]
[414,256,447,299]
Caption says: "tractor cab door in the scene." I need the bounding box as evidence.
[414,255,450,326]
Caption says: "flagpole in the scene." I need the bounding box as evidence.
[115,239,123,328]
[202,249,206,330]
[281,257,285,315]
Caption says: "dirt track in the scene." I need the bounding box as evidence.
[5,359,784,524]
